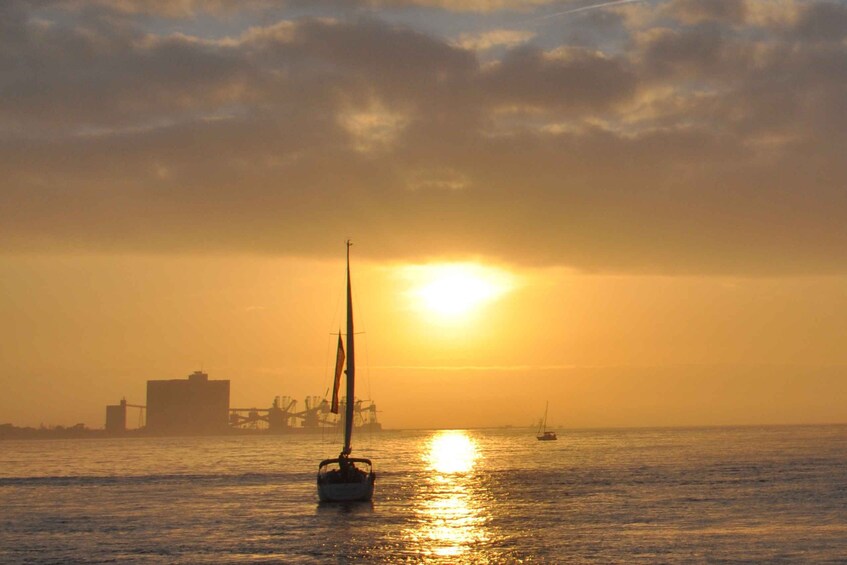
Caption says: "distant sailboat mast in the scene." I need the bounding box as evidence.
[536,400,557,441]
[343,240,355,457]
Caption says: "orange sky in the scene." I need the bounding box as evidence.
[1,254,844,428]
[1,0,846,428]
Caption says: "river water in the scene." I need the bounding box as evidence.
[1,425,845,563]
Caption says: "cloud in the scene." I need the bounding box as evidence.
[455,29,535,51]
[480,45,636,113]
[373,0,556,12]
[665,0,748,25]
[791,0,847,42]
[0,17,253,134]
[0,1,845,275]
[337,97,411,153]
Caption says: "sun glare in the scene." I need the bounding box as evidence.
[427,431,478,474]
[401,263,515,321]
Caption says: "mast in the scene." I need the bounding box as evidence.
[542,401,549,432]
[343,240,355,456]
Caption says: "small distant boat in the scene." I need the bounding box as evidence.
[536,401,557,441]
[317,241,376,502]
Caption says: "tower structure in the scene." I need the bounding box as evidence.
[146,371,230,435]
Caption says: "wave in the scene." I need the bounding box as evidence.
[0,471,305,487]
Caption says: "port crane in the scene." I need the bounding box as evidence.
[228,395,380,432]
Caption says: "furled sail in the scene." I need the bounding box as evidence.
[331,333,345,414]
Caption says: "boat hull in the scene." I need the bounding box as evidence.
[318,481,374,502]
[317,457,375,502]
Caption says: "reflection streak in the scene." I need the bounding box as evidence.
[405,431,491,562]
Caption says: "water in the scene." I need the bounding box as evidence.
[1,425,845,563]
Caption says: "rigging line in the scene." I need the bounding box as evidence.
[364,326,372,403]
[347,258,373,445]
[352,264,373,403]
[323,332,332,394]
[322,274,346,397]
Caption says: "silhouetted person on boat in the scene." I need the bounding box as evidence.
[321,454,370,484]
[340,455,366,482]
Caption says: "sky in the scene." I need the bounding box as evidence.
[1,0,846,429]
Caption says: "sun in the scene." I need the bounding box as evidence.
[401,263,515,321]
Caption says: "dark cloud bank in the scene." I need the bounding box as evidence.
[1,0,846,274]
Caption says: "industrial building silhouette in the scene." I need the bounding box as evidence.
[146,371,230,435]
[105,370,380,435]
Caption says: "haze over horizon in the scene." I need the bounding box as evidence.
[1,0,846,430]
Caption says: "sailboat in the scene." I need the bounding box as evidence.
[316,241,376,502]
[536,401,557,441]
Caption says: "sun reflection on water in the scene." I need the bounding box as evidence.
[428,431,478,474]
[405,430,490,562]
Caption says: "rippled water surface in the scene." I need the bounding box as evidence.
[2,425,845,563]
